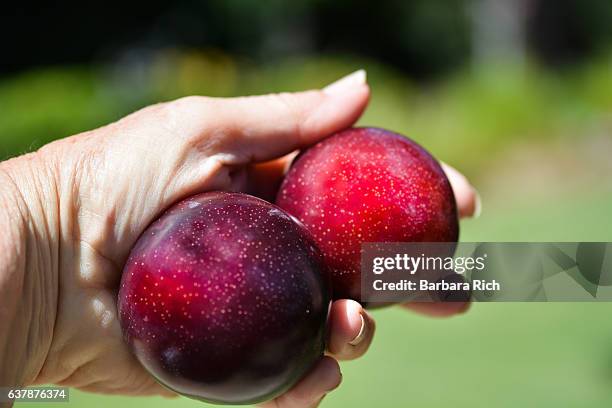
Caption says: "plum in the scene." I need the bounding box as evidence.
[276,127,458,303]
[118,192,329,405]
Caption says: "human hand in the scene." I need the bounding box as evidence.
[0,70,478,407]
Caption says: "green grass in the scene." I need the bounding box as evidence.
[2,52,612,173]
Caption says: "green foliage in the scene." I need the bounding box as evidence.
[2,52,612,169]
[0,68,110,158]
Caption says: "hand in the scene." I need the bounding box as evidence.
[0,70,478,407]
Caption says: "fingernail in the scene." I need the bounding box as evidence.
[324,69,367,95]
[349,313,366,346]
[472,190,482,218]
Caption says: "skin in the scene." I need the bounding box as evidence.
[0,70,478,408]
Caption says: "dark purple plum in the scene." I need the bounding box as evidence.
[276,127,458,303]
[118,192,329,405]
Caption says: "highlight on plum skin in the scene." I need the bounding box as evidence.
[276,127,459,303]
[118,192,330,405]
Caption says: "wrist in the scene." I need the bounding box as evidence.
[0,153,60,387]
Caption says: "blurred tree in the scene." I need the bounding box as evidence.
[312,0,471,78]
[528,0,612,66]
[2,0,612,79]
[470,0,533,65]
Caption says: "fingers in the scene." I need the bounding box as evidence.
[260,299,374,408]
[402,301,470,317]
[326,300,375,361]
[261,356,341,408]
[171,70,370,164]
[404,163,478,317]
[441,162,481,219]
[246,152,298,201]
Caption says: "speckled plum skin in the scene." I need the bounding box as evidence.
[118,192,329,405]
[276,127,458,302]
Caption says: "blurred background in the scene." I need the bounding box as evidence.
[5,0,612,407]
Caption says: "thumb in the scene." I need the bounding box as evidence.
[166,70,369,163]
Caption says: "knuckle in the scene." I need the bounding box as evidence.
[135,96,212,126]
[274,92,306,121]
[130,101,171,120]
[171,95,212,111]
[270,91,322,139]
